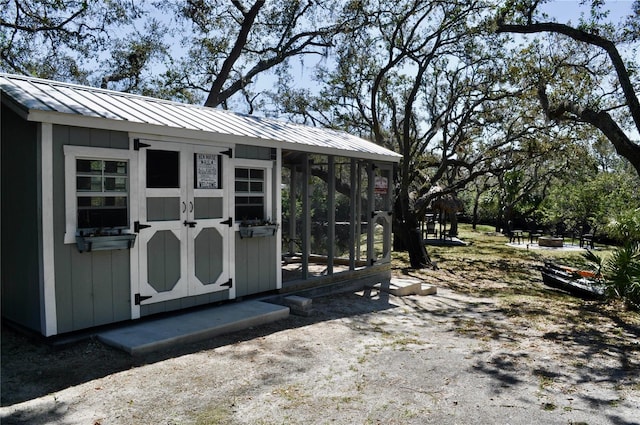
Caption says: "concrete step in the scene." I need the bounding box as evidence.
[97,301,289,355]
[369,277,437,297]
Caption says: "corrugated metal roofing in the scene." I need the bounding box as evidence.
[0,73,401,162]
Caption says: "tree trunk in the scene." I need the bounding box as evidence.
[472,189,481,230]
[449,211,459,236]
[393,194,432,268]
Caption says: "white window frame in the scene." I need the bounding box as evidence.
[63,146,136,244]
[233,158,273,227]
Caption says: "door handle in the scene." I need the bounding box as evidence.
[189,201,193,212]
[182,201,186,213]
[183,220,197,228]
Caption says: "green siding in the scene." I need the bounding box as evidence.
[52,124,131,333]
[235,232,277,297]
[1,104,42,332]
[236,144,272,160]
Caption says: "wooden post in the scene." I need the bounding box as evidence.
[327,155,335,275]
[288,165,296,256]
[302,154,310,279]
[367,162,375,266]
[350,158,357,270]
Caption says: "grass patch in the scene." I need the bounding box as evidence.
[394,223,633,323]
[541,402,557,411]
[194,406,234,425]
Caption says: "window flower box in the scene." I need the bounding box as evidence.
[239,221,279,239]
[76,231,137,253]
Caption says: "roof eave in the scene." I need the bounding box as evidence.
[28,109,402,163]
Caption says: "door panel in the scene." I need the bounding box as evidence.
[136,140,231,306]
[187,148,230,295]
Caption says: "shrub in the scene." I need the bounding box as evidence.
[585,208,640,309]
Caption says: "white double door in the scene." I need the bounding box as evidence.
[135,140,233,307]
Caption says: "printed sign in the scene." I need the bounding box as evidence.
[196,153,218,189]
[374,176,388,194]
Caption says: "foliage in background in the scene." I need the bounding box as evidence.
[538,164,640,239]
[583,208,640,309]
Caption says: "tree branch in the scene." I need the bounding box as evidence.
[204,0,265,107]
[496,21,640,134]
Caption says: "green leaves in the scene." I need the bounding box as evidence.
[604,239,640,309]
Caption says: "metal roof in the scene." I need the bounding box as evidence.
[0,73,401,162]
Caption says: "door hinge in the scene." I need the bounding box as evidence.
[221,278,233,288]
[134,139,151,150]
[134,221,151,232]
[221,217,233,227]
[222,148,233,158]
[135,293,152,305]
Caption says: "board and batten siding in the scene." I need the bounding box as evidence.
[52,124,132,333]
[235,233,278,297]
[234,144,278,296]
[1,104,42,332]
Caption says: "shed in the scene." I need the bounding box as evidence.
[1,73,401,337]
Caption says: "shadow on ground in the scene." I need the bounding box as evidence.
[1,289,395,407]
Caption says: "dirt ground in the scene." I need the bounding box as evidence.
[2,246,640,424]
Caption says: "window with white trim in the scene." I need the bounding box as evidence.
[64,146,134,243]
[76,159,129,229]
[235,167,265,221]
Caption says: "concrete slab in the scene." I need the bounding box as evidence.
[369,277,437,297]
[97,301,289,355]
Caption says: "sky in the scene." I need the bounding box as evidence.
[541,0,635,24]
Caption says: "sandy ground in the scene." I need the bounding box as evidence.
[2,278,639,425]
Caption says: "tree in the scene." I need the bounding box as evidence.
[1,0,151,82]
[496,0,640,175]
[539,162,640,239]
[275,0,559,268]
[154,0,350,110]
[1,0,350,112]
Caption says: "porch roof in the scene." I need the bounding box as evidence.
[0,73,401,163]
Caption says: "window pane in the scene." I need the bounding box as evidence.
[147,149,179,188]
[91,197,104,207]
[236,205,264,221]
[78,208,128,229]
[250,169,264,179]
[77,176,102,191]
[77,159,103,174]
[250,182,263,192]
[77,197,93,207]
[235,168,249,178]
[103,196,128,207]
[104,161,127,175]
[235,181,249,192]
[104,177,127,192]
